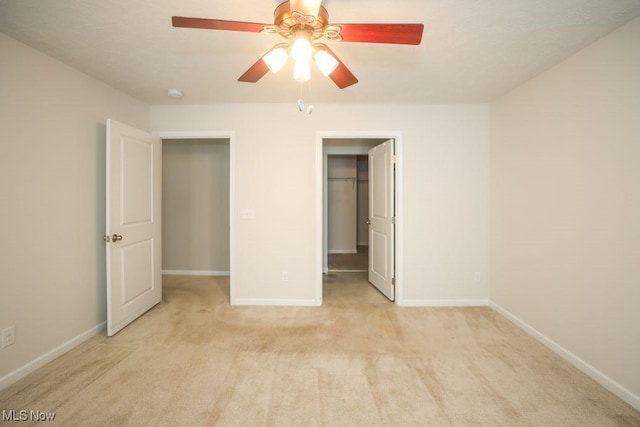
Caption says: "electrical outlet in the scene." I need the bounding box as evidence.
[473,272,482,283]
[2,326,15,348]
[282,271,289,282]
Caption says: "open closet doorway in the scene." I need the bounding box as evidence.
[318,134,403,305]
[160,134,234,302]
[327,155,369,272]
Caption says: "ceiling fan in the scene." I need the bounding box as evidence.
[172,0,424,89]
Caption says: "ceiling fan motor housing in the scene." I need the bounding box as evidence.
[264,1,342,42]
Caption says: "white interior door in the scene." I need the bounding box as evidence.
[368,139,395,300]
[106,119,162,336]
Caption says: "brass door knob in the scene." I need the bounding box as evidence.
[112,234,123,242]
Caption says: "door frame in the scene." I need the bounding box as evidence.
[155,130,236,302]
[315,131,404,305]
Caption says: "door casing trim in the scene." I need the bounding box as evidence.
[155,130,236,303]
[315,131,403,305]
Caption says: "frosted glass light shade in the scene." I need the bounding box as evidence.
[293,60,311,82]
[314,50,339,76]
[263,47,288,73]
[291,34,313,63]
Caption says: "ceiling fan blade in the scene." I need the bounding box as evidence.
[317,45,358,89]
[238,57,270,83]
[335,23,424,45]
[172,16,267,33]
[330,61,358,89]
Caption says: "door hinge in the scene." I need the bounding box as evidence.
[392,277,395,285]
[391,216,396,224]
[391,155,397,164]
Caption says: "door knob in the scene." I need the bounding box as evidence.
[102,235,111,242]
[112,234,123,242]
[366,220,372,225]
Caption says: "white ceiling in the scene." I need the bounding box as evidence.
[1,0,639,105]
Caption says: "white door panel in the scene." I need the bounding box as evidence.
[120,239,154,303]
[106,119,161,336]
[121,137,153,224]
[370,230,388,280]
[368,139,395,301]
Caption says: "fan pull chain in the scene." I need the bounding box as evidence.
[297,82,314,114]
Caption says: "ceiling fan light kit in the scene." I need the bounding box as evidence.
[293,57,311,82]
[314,49,339,76]
[172,0,424,89]
[263,45,288,73]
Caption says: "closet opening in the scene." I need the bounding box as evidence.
[161,137,232,301]
[326,155,369,272]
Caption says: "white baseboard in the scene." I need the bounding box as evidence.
[231,298,320,307]
[0,321,106,391]
[328,249,358,254]
[490,301,640,412]
[162,270,230,276]
[398,299,490,307]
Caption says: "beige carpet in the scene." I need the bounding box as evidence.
[1,273,638,426]
[328,246,368,271]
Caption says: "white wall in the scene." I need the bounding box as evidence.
[162,139,230,274]
[0,34,149,383]
[327,156,357,254]
[151,103,490,305]
[490,17,640,409]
